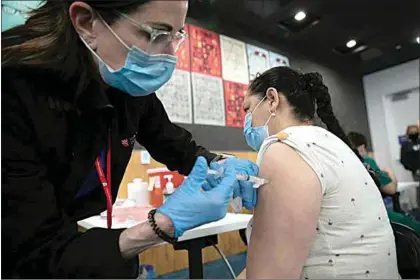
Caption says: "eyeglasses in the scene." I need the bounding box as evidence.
[118,13,187,54]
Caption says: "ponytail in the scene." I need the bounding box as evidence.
[303,73,381,186]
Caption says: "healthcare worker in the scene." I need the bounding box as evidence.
[1,1,258,278]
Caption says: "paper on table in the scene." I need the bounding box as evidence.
[246,44,269,81]
[192,72,225,126]
[156,69,193,124]
[220,35,249,84]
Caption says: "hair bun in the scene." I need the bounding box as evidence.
[302,72,323,87]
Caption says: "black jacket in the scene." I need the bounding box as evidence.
[400,139,420,173]
[1,66,216,278]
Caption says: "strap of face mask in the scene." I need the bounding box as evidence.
[79,36,104,63]
[251,96,274,126]
[264,111,274,126]
[251,96,267,115]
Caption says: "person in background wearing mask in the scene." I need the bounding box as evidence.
[238,67,399,279]
[1,1,258,278]
[348,132,420,233]
[401,125,420,181]
[401,124,420,207]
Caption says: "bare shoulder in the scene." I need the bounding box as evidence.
[259,142,321,190]
[247,142,323,278]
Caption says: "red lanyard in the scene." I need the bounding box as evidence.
[94,130,112,229]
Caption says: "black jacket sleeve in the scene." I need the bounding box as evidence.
[2,90,139,278]
[136,93,217,175]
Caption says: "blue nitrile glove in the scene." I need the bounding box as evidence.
[156,156,236,238]
[205,158,259,210]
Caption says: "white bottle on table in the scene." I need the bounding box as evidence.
[163,175,175,202]
[128,178,149,207]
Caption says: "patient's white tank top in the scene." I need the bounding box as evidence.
[247,125,399,279]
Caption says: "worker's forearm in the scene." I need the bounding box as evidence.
[119,213,174,259]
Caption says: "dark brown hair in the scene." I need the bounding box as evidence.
[348,131,368,150]
[2,0,151,95]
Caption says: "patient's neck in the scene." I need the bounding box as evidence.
[268,114,312,135]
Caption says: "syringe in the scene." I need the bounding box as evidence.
[207,168,269,188]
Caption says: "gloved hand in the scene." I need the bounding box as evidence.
[205,158,259,210]
[157,156,236,238]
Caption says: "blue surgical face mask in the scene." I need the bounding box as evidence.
[243,97,273,151]
[81,15,177,97]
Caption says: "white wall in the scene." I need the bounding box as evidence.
[363,59,419,180]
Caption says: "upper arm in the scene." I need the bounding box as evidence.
[2,88,137,278]
[136,94,216,175]
[247,142,322,279]
[379,169,397,195]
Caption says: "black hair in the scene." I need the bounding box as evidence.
[348,132,368,149]
[249,67,356,152]
[249,66,381,186]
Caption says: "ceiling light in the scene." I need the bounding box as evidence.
[416,37,420,44]
[346,39,357,48]
[294,11,306,21]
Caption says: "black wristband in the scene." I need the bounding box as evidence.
[148,209,178,244]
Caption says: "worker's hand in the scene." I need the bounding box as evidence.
[156,156,236,238]
[205,158,259,210]
[228,158,259,210]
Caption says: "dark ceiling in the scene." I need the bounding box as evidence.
[188,0,420,74]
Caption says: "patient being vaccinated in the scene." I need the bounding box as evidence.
[239,67,399,279]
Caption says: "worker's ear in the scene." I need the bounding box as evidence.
[69,2,98,49]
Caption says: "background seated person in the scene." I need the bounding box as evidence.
[347,132,397,196]
[240,67,399,279]
[348,131,420,234]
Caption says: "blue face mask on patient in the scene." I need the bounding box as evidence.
[243,97,274,151]
[81,16,177,97]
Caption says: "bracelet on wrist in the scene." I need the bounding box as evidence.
[148,209,178,244]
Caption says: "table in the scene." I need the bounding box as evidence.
[397,181,420,192]
[78,213,252,278]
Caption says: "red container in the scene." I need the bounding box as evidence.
[147,168,185,207]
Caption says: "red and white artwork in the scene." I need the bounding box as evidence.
[224,81,247,128]
[246,44,270,82]
[191,72,225,126]
[156,69,193,124]
[189,25,222,77]
[175,24,191,71]
[220,35,249,84]
[268,51,290,68]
